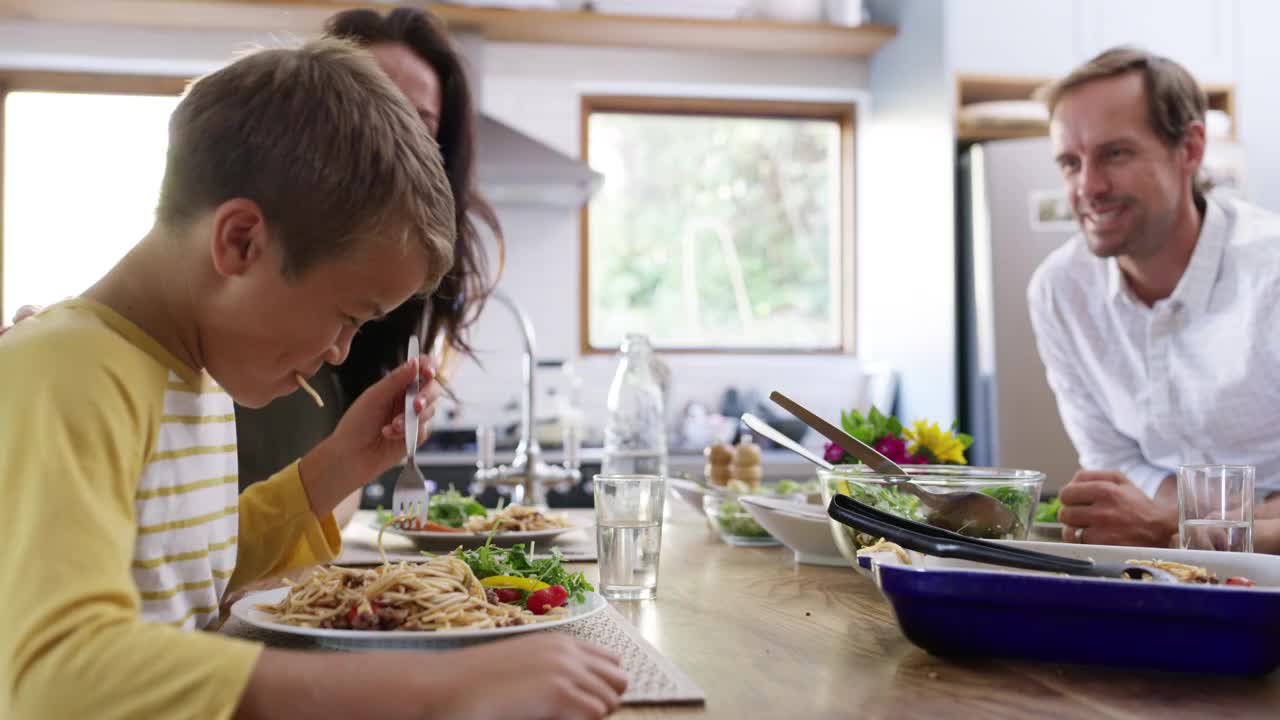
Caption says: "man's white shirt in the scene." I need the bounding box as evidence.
[1028,194,1280,498]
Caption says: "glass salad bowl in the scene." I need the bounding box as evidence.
[818,465,1045,569]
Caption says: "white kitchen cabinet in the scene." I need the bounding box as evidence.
[1236,0,1280,211]
[946,0,1083,78]
[1078,0,1237,83]
[945,0,1238,83]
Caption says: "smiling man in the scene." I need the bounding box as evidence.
[1027,46,1280,550]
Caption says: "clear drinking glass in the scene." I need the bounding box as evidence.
[1178,464,1254,553]
[594,474,666,600]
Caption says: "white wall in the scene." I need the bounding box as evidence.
[858,0,956,424]
[1237,0,1280,213]
[451,42,882,446]
[0,20,282,75]
[0,20,895,446]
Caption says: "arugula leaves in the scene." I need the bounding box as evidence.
[839,481,1034,539]
[840,406,902,447]
[979,486,1033,535]
[427,489,488,528]
[843,481,926,523]
[454,540,594,603]
[375,488,489,529]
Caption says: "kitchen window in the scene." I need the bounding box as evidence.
[580,95,855,354]
[1,73,184,320]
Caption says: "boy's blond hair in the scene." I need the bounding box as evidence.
[156,38,455,293]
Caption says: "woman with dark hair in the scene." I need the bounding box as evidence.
[234,7,504,524]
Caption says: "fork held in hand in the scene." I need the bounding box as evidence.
[393,335,430,525]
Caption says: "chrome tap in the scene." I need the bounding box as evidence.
[472,291,580,507]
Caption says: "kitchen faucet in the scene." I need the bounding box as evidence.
[471,291,580,507]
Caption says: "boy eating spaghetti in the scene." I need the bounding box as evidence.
[0,40,624,719]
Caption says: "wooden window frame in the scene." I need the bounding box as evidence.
[578,94,857,356]
[0,71,187,319]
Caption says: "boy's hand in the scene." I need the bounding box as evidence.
[425,635,627,720]
[299,355,440,516]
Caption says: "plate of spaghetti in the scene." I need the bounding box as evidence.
[231,555,606,649]
[377,504,580,550]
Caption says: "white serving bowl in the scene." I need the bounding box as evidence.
[739,495,844,566]
[668,476,721,513]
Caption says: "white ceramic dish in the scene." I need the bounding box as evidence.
[668,476,721,512]
[739,495,844,566]
[232,587,607,650]
[374,523,578,551]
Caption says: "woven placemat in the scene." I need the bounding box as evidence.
[220,604,704,705]
[336,510,598,565]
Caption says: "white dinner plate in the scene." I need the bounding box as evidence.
[231,587,608,650]
[373,522,580,551]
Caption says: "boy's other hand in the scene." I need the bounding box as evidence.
[0,304,41,337]
[427,634,627,720]
[300,354,439,515]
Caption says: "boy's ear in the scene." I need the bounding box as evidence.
[209,198,271,278]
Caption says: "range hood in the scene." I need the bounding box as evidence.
[474,114,603,208]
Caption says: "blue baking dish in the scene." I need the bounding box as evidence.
[864,541,1280,676]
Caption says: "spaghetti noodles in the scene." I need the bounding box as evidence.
[294,373,324,407]
[256,554,541,630]
[462,504,574,533]
[256,514,568,631]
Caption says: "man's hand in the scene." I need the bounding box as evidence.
[1057,470,1178,547]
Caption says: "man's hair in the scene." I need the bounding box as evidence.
[155,38,455,292]
[1037,46,1207,149]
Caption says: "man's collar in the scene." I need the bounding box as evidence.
[1105,196,1227,312]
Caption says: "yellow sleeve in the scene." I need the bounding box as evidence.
[229,461,342,591]
[0,329,262,719]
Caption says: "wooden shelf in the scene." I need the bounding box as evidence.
[955,124,1050,142]
[954,73,1236,144]
[1,0,897,59]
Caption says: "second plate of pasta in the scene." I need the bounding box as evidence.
[375,504,582,551]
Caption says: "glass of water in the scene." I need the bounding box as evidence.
[1177,464,1254,552]
[594,474,665,600]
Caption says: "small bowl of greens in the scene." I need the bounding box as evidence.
[701,480,812,547]
[819,465,1045,569]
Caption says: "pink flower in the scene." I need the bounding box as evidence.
[823,442,846,464]
[873,436,913,465]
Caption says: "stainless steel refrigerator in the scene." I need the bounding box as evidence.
[956,137,1247,492]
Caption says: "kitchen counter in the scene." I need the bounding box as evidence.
[603,503,1280,718]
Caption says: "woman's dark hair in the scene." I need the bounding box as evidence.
[324,6,503,401]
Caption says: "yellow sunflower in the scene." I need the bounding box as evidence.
[903,420,969,465]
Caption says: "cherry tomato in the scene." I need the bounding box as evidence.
[1226,576,1256,587]
[493,588,523,604]
[526,584,569,615]
[346,601,380,624]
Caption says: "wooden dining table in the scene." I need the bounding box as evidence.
[604,502,1280,719]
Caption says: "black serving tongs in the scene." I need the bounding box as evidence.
[828,493,1180,583]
